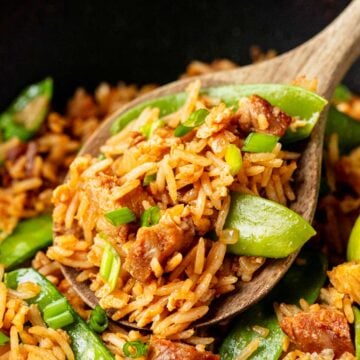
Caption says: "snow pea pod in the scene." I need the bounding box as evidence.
[111,84,327,143]
[5,268,114,360]
[219,250,327,360]
[0,215,52,270]
[325,106,360,154]
[0,78,53,141]
[347,214,360,261]
[225,193,316,258]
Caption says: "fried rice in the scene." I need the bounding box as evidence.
[0,54,360,359]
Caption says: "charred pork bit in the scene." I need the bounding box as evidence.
[280,306,354,357]
[237,95,292,136]
[124,218,195,281]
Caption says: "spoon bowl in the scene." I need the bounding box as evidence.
[60,0,360,329]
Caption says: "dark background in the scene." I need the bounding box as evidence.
[0,0,359,110]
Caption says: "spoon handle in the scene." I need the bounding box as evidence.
[293,0,360,96]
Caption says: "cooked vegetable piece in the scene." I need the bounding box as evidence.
[140,119,164,139]
[111,85,327,143]
[174,108,209,137]
[347,214,360,261]
[0,331,9,346]
[88,305,109,333]
[326,106,360,154]
[140,206,161,227]
[5,268,114,360]
[123,340,148,358]
[143,173,156,186]
[220,250,327,360]
[0,215,52,269]
[225,144,242,175]
[45,311,74,329]
[105,207,136,226]
[43,298,74,329]
[225,193,316,257]
[333,84,352,103]
[100,242,121,291]
[354,307,360,359]
[0,78,53,141]
[242,133,279,153]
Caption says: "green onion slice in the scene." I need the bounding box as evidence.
[242,132,279,153]
[44,311,74,329]
[88,305,109,333]
[225,144,242,176]
[123,340,148,358]
[43,298,68,319]
[100,242,121,291]
[174,108,209,137]
[0,331,9,346]
[140,206,161,227]
[140,119,164,139]
[43,298,74,329]
[104,207,136,226]
[143,173,156,186]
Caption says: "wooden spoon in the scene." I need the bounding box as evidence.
[61,0,360,330]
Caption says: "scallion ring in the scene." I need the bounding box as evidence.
[88,305,109,333]
[123,340,148,358]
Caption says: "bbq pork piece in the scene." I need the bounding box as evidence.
[280,306,354,358]
[117,186,154,218]
[148,338,219,360]
[124,218,195,281]
[237,95,292,136]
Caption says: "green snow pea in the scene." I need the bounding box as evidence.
[347,214,360,261]
[225,193,316,258]
[332,84,352,103]
[325,106,360,154]
[5,268,114,360]
[219,250,327,360]
[0,78,53,141]
[0,215,52,270]
[354,307,360,359]
[111,84,327,143]
[0,331,9,345]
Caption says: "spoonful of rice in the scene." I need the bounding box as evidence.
[53,0,360,333]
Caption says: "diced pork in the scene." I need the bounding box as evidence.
[117,186,154,217]
[124,218,195,281]
[280,306,354,358]
[335,148,360,195]
[148,338,220,360]
[237,95,292,136]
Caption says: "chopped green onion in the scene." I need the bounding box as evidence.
[225,144,242,176]
[242,132,279,153]
[100,242,121,291]
[0,331,9,346]
[88,305,109,333]
[174,108,209,137]
[174,124,192,137]
[105,207,136,226]
[43,297,74,329]
[140,119,165,139]
[44,311,74,329]
[98,153,106,160]
[140,206,161,227]
[333,84,352,103]
[123,340,148,358]
[43,298,68,319]
[140,123,151,138]
[143,173,156,186]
